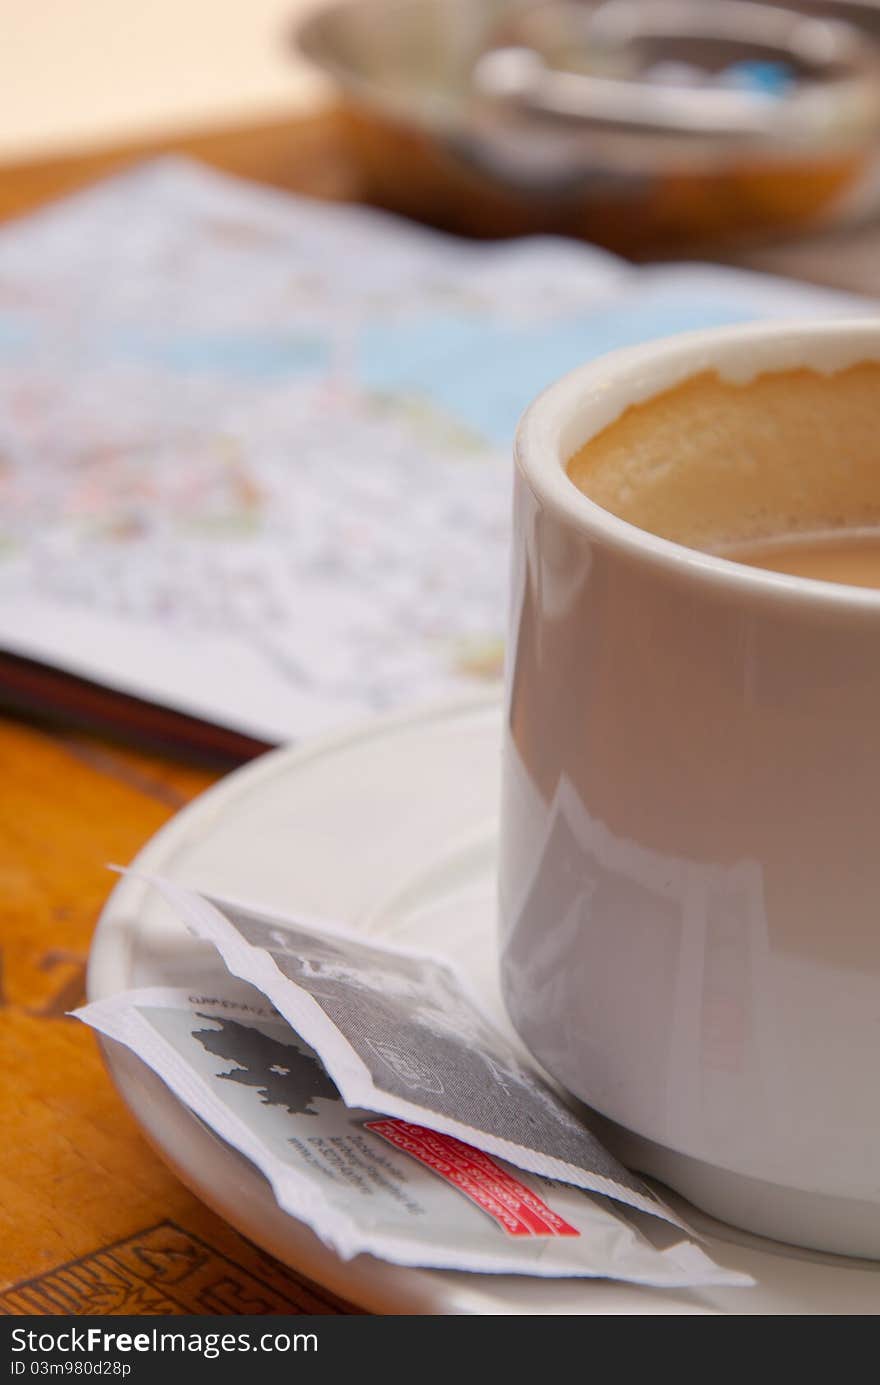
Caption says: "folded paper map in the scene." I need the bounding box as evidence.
[0,159,867,743]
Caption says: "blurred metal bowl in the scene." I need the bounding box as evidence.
[296,0,880,249]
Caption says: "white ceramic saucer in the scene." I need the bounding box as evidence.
[88,697,880,1314]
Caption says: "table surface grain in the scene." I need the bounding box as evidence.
[2,106,879,1317]
[0,716,363,1314]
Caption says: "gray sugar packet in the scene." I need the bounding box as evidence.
[75,983,751,1284]
[138,872,683,1229]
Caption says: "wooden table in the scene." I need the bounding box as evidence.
[0,720,359,1313]
[2,105,879,1318]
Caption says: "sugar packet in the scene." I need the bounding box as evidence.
[76,982,750,1286]
[133,875,683,1228]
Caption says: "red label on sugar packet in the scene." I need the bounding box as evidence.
[365,1119,580,1238]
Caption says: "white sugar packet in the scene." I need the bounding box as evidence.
[76,983,750,1286]
[131,874,686,1231]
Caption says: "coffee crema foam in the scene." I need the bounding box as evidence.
[565,364,880,566]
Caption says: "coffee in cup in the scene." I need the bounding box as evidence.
[566,362,880,588]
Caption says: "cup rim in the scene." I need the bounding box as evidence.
[515,316,880,612]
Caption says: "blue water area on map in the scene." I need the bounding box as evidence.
[111,328,328,377]
[0,315,35,357]
[358,292,758,447]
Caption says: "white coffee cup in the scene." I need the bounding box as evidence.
[499,319,880,1258]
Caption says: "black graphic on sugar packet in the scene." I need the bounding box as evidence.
[193,1015,338,1116]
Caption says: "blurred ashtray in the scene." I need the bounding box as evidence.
[296,0,880,249]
